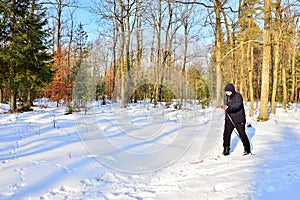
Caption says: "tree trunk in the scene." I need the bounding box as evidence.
[237,0,244,96]
[118,0,126,108]
[215,0,223,107]
[154,0,162,105]
[10,91,17,112]
[249,44,255,117]
[56,0,62,53]
[111,15,118,103]
[271,0,281,114]
[136,0,142,100]
[27,88,33,106]
[150,33,155,103]
[244,2,255,116]
[282,63,287,109]
[290,21,297,102]
[182,8,189,105]
[0,88,3,103]
[9,0,16,112]
[126,0,131,104]
[258,0,272,121]
[67,10,75,85]
[162,0,172,104]
[221,7,234,84]
[239,41,245,96]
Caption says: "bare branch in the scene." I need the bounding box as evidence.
[174,0,214,9]
[219,39,263,63]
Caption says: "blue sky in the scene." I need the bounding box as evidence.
[42,0,99,42]
[76,1,99,41]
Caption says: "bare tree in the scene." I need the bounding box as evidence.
[181,3,195,74]
[175,0,224,106]
[66,8,76,82]
[214,0,223,106]
[149,0,163,105]
[246,4,255,117]
[237,0,246,97]
[43,0,78,104]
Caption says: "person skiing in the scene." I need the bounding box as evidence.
[221,83,251,156]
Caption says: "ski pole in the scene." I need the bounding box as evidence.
[226,112,241,140]
[226,112,253,155]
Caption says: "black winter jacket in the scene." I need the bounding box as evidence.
[224,91,246,124]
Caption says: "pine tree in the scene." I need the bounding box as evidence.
[0,0,53,111]
[0,0,10,103]
[71,22,89,82]
[23,0,54,106]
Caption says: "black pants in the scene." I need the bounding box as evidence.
[223,119,251,152]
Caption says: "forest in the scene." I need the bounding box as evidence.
[0,0,299,121]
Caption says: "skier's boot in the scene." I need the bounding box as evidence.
[243,147,251,156]
[223,146,230,156]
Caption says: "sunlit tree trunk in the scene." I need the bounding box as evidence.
[118,0,126,108]
[249,44,255,116]
[258,0,272,121]
[111,14,118,103]
[0,89,3,103]
[239,41,245,97]
[215,0,223,107]
[290,19,297,102]
[271,0,281,114]
[282,63,287,109]
[221,7,234,84]
[246,4,255,116]
[237,0,245,97]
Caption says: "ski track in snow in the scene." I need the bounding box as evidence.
[0,103,300,200]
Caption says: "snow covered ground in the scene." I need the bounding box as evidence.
[0,102,300,200]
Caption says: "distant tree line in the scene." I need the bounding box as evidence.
[0,0,299,121]
[90,0,300,120]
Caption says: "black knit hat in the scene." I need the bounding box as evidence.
[224,83,235,92]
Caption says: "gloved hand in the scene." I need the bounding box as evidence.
[221,105,228,110]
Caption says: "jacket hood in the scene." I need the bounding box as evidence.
[224,83,235,92]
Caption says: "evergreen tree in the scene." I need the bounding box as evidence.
[0,0,12,104]
[71,22,89,82]
[22,1,54,106]
[187,67,210,107]
[0,0,53,111]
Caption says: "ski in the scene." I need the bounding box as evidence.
[189,159,204,164]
